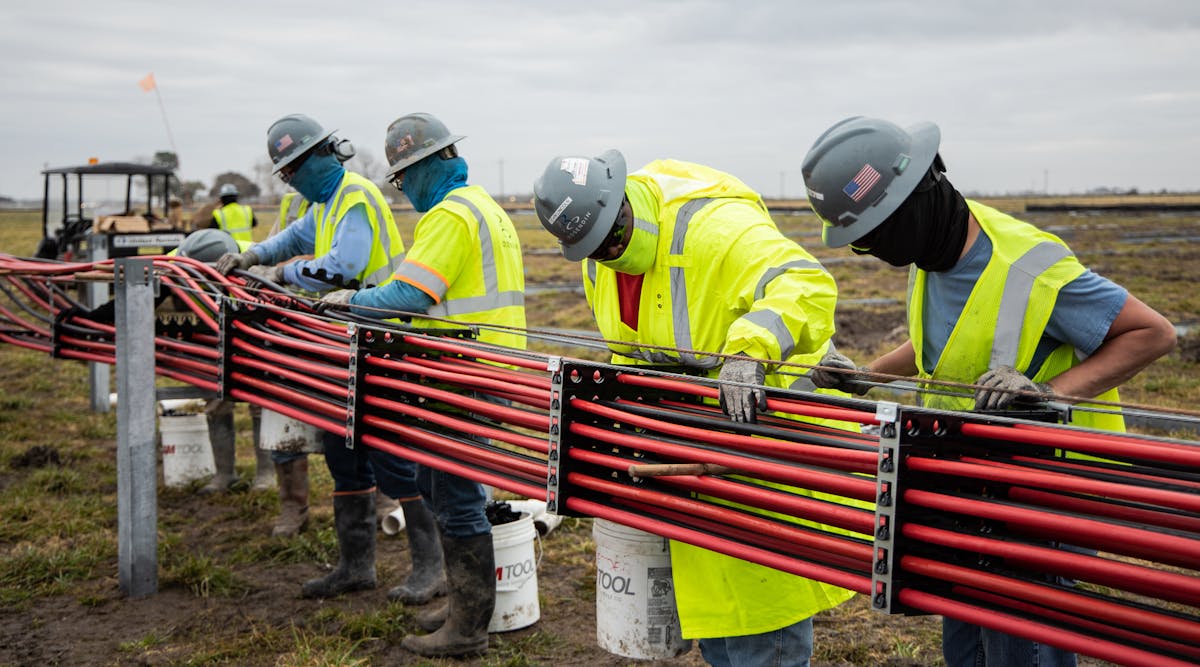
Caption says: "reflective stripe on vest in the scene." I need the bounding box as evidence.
[424,194,525,317]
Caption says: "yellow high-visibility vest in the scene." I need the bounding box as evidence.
[212,202,254,243]
[310,171,405,288]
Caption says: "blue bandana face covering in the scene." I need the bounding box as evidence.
[402,155,468,212]
[289,151,344,203]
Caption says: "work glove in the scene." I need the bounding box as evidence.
[317,289,357,312]
[809,349,872,396]
[245,263,286,285]
[718,358,767,423]
[214,250,260,276]
[974,366,1052,411]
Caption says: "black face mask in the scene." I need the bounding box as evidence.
[850,171,970,272]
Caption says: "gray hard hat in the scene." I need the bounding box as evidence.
[179,228,238,262]
[218,183,238,198]
[267,113,336,174]
[384,113,464,176]
[533,150,627,261]
[800,116,940,248]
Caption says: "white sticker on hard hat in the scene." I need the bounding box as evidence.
[547,196,573,226]
[559,158,590,186]
[806,187,825,201]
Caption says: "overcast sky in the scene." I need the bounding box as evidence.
[2,1,1198,202]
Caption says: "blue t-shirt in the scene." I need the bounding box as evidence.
[921,230,1127,377]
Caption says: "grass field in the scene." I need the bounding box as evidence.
[0,200,1197,666]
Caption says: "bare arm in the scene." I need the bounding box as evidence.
[1044,294,1176,399]
[866,339,919,378]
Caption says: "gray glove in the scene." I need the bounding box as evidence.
[245,263,286,285]
[718,358,767,423]
[318,289,357,310]
[214,250,260,276]
[809,349,871,396]
[974,366,1052,411]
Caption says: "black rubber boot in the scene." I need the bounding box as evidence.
[387,499,447,605]
[301,491,376,598]
[199,406,236,495]
[271,458,309,538]
[401,533,495,657]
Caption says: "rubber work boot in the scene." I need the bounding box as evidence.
[376,490,400,528]
[387,499,447,605]
[198,406,237,495]
[416,598,450,632]
[401,533,495,657]
[301,491,376,598]
[271,458,309,538]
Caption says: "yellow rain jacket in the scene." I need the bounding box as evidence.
[583,159,868,638]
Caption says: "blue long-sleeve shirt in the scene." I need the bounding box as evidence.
[349,279,434,318]
[249,204,374,292]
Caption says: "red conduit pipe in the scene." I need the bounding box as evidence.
[232,354,347,399]
[572,399,877,474]
[951,585,1200,661]
[1010,455,1200,491]
[154,352,220,376]
[961,422,1200,467]
[159,368,220,392]
[429,355,552,389]
[366,355,548,404]
[569,420,877,502]
[190,332,220,347]
[231,373,346,421]
[361,414,547,481]
[655,398,880,450]
[908,456,1200,514]
[6,275,57,311]
[1006,486,1200,534]
[567,454,874,565]
[58,349,114,365]
[229,388,345,435]
[399,334,549,371]
[365,374,550,430]
[232,319,350,363]
[904,489,1200,570]
[362,394,549,454]
[230,337,350,381]
[614,371,878,425]
[67,316,116,335]
[901,522,1200,607]
[0,332,53,354]
[157,278,219,332]
[613,495,874,576]
[568,497,872,595]
[265,317,350,348]
[0,301,50,339]
[902,555,1200,653]
[152,336,220,360]
[897,589,1197,667]
[568,446,874,536]
[361,432,545,499]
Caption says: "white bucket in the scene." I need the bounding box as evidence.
[489,512,540,632]
[259,409,323,453]
[593,519,691,660]
[159,413,215,488]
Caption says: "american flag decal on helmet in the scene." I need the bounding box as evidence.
[843,163,881,202]
[275,134,293,151]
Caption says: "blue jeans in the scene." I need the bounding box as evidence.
[698,617,813,667]
[943,617,1076,667]
[320,430,420,499]
[416,464,489,539]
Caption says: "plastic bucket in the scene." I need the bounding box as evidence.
[489,512,540,632]
[593,519,690,659]
[260,409,323,453]
[159,413,215,488]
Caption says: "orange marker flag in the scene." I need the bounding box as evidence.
[138,72,156,92]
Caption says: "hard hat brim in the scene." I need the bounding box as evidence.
[822,122,941,248]
[272,128,337,174]
[385,134,466,177]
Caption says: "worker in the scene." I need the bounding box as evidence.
[214,113,410,599]
[532,149,866,667]
[211,183,256,244]
[320,112,525,657]
[167,196,185,231]
[801,116,1177,667]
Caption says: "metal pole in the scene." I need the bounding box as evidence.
[115,257,157,597]
[87,233,110,412]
